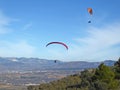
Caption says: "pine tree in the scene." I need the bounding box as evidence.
[92,63,119,90]
[114,57,120,67]
[114,57,120,80]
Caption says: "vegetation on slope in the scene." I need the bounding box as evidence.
[28,58,120,90]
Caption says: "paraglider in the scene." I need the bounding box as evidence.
[54,60,57,63]
[46,42,68,50]
[88,21,91,23]
[87,8,93,23]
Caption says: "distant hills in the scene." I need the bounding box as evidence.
[0,57,116,72]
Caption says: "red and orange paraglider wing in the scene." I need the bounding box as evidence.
[87,8,93,15]
[46,42,68,50]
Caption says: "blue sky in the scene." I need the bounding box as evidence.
[0,0,120,61]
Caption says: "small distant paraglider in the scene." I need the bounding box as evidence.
[46,42,68,63]
[87,8,93,23]
[46,42,68,50]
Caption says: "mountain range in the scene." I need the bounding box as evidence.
[0,57,116,72]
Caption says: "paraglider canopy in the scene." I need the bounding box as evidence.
[87,8,93,15]
[46,42,68,50]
